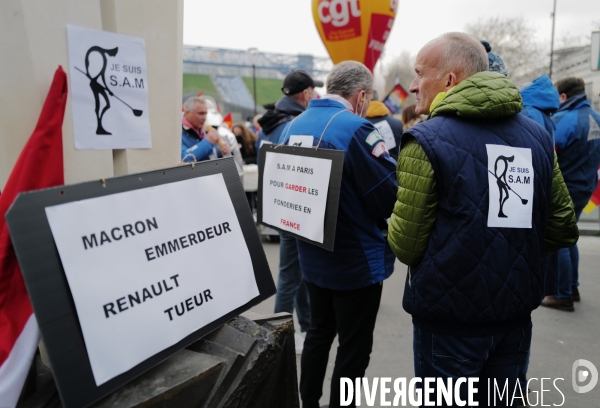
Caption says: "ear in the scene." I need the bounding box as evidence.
[445,72,458,90]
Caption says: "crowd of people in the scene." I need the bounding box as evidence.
[181,98,261,165]
[181,32,600,408]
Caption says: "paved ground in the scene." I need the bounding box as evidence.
[250,236,600,407]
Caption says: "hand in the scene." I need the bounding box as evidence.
[205,128,219,144]
[219,140,232,155]
[107,89,114,96]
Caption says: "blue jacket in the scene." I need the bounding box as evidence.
[406,114,554,335]
[278,98,398,290]
[520,74,559,137]
[520,74,560,297]
[552,94,600,208]
[181,126,220,162]
[255,96,305,162]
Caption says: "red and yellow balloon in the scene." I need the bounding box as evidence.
[312,0,397,72]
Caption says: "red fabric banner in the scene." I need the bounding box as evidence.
[0,66,66,406]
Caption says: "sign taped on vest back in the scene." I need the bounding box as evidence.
[486,144,534,229]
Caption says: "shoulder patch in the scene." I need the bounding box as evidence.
[366,130,383,146]
[371,141,388,157]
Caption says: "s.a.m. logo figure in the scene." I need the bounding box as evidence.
[74,45,143,135]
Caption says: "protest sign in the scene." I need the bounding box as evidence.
[67,25,151,149]
[486,144,534,228]
[258,144,343,251]
[5,158,274,408]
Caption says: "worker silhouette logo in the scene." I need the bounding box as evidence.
[489,155,528,218]
[74,46,144,135]
[84,46,117,135]
[67,25,151,149]
[486,145,534,229]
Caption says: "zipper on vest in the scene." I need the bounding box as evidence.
[408,266,412,287]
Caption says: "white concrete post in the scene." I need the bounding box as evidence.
[0,0,183,188]
[99,0,183,176]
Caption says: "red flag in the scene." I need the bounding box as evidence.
[222,112,233,130]
[0,66,66,407]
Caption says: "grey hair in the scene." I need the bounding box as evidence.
[436,32,489,79]
[183,96,205,113]
[326,61,373,98]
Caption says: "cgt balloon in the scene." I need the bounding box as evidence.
[312,0,397,72]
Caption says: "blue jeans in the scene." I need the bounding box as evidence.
[274,233,310,332]
[557,199,585,299]
[413,324,532,407]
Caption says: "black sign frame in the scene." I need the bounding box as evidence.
[5,157,275,408]
[257,144,344,251]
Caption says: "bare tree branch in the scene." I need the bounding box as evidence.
[465,16,547,78]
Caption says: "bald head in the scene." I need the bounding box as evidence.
[409,32,489,115]
[434,33,489,81]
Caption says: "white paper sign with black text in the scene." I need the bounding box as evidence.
[45,174,258,386]
[486,144,534,228]
[67,25,151,150]
[261,151,331,243]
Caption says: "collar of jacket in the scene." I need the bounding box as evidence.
[182,116,203,138]
[557,93,588,112]
[366,100,390,118]
[274,95,306,115]
[320,94,354,111]
[429,71,523,119]
[258,96,305,135]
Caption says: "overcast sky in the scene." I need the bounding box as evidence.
[184,0,598,66]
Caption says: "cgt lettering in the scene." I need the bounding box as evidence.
[318,0,361,27]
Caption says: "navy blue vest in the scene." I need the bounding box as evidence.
[404,114,554,336]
